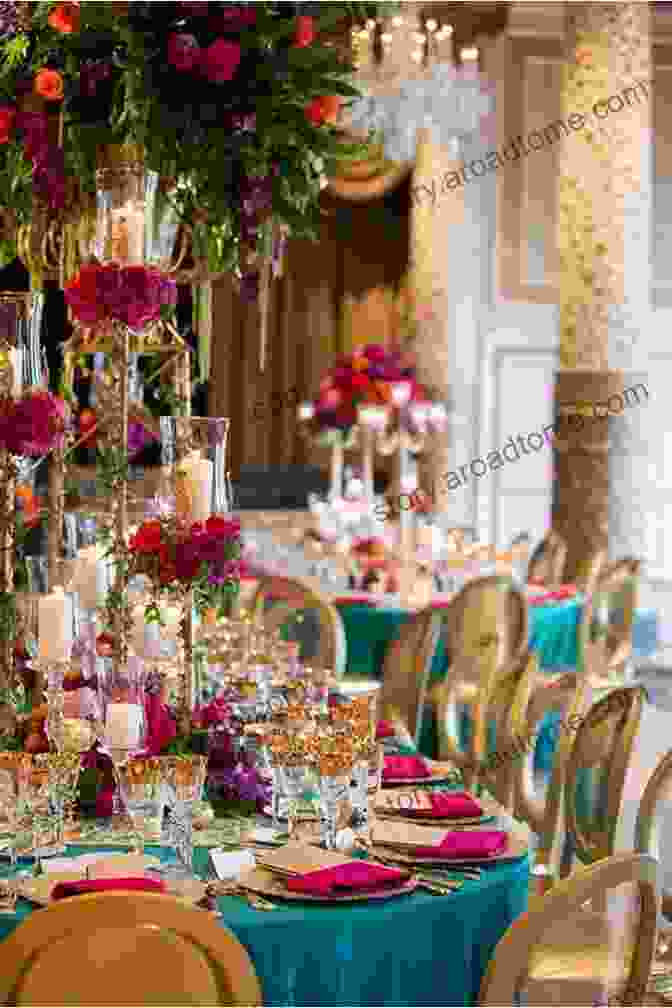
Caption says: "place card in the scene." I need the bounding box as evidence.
[371,821,450,850]
[254,843,356,877]
[210,849,256,881]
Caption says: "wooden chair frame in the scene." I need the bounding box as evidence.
[0,890,262,1006]
[378,606,442,749]
[528,530,568,590]
[251,573,347,677]
[434,576,528,792]
[565,686,645,866]
[635,747,672,922]
[478,853,660,1006]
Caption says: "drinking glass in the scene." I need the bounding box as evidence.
[36,752,82,853]
[117,758,166,856]
[163,756,208,878]
[317,746,354,850]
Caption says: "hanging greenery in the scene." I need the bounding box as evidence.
[0,2,392,279]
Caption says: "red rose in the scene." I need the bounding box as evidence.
[201,38,241,83]
[305,97,325,126]
[48,2,80,34]
[167,32,200,72]
[294,15,315,47]
[305,95,341,127]
[129,520,164,554]
[205,515,240,540]
[0,106,15,145]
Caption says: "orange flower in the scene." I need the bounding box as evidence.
[48,2,80,33]
[34,69,64,102]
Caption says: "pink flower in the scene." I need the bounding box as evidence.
[1,391,69,457]
[201,38,241,83]
[167,32,200,72]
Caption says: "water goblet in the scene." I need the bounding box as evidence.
[116,758,166,856]
[163,756,208,879]
[36,752,83,854]
[317,744,354,850]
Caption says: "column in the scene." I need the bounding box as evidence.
[411,128,466,519]
[553,2,651,579]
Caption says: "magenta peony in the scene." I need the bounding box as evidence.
[201,38,241,83]
[167,32,200,72]
[1,391,69,457]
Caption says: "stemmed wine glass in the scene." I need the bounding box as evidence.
[163,756,208,879]
[116,758,167,856]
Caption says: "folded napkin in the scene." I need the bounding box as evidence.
[285,861,406,897]
[408,792,483,819]
[413,830,507,860]
[383,755,431,780]
[528,585,577,606]
[334,596,376,607]
[52,877,166,901]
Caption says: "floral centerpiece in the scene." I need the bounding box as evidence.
[128,513,242,615]
[0,388,69,456]
[64,264,177,332]
[307,344,426,443]
[0,1,391,286]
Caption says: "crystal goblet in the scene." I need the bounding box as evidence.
[163,756,208,879]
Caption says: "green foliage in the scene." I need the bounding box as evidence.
[0,2,390,274]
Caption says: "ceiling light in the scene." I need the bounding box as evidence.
[426,19,438,32]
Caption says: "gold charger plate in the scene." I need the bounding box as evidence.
[238,866,418,904]
[370,824,529,867]
[19,873,206,908]
[374,792,500,827]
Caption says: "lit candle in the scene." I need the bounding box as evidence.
[105,702,143,749]
[131,605,161,659]
[180,450,213,523]
[110,202,145,264]
[38,587,73,662]
[9,347,21,396]
[72,546,111,611]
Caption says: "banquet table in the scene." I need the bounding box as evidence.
[0,839,530,1007]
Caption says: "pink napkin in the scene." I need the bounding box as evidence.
[285,862,406,897]
[383,755,431,781]
[408,792,483,819]
[528,585,577,606]
[376,720,395,740]
[52,877,166,900]
[334,596,376,607]
[413,830,508,860]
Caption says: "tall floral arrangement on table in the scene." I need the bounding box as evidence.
[128,514,242,616]
[0,1,392,288]
[308,344,426,442]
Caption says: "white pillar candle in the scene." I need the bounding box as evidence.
[131,605,162,659]
[73,546,111,611]
[105,702,143,749]
[38,587,73,662]
[110,203,145,264]
[10,347,22,396]
[188,453,213,523]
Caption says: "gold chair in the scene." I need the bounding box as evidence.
[512,639,611,891]
[0,890,262,1005]
[478,853,660,1006]
[477,648,541,815]
[251,573,347,677]
[378,605,443,749]
[528,530,568,589]
[564,686,649,868]
[434,576,528,791]
[590,557,641,679]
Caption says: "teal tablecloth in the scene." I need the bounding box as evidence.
[0,842,529,1007]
